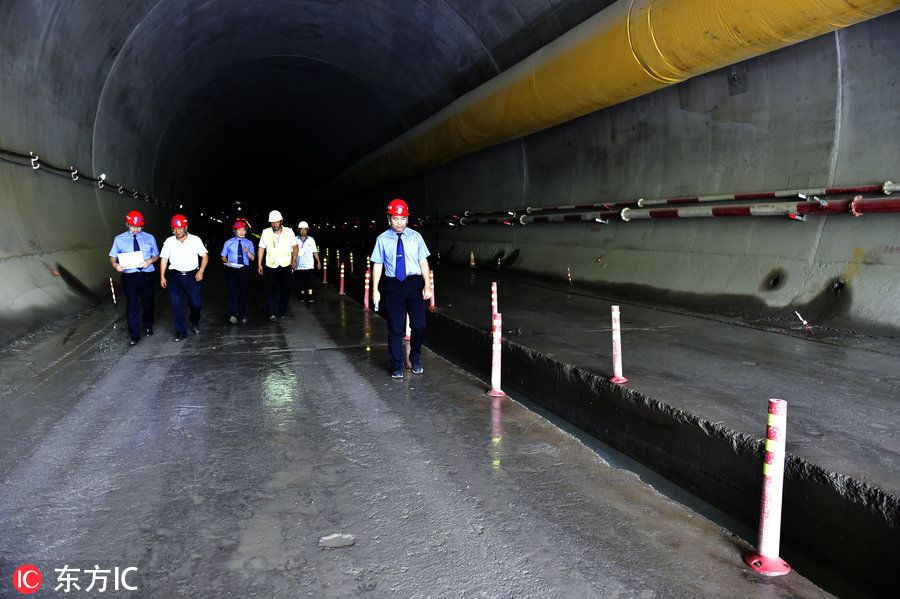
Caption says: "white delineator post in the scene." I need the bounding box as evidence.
[363,269,371,310]
[339,263,345,294]
[404,315,412,367]
[428,271,436,310]
[745,399,791,576]
[109,277,116,304]
[491,282,498,317]
[322,256,328,284]
[610,305,628,384]
[487,313,506,397]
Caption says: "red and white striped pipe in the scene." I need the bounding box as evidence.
[424,181,896,224]
[519,210,619,225]
[745,399,791,577]
[109,277,116,304]
[487,312,506,397]
[618,197,900,221]
[637,181,897,207]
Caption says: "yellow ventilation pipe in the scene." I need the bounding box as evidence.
[313,0,900,201]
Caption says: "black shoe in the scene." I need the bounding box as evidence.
[269,315,278,322]
[240,317,247,324]
[174,333,187,342]
[411,364,423,374]
[192,324,200,334]
[228,316,238,324]
[307,297,314,303]
[145,327,153,336]
[391,369,404,379]
[129,337,140,346]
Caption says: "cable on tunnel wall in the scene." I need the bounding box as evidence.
[0,144,169,206]
[0,144,232,226]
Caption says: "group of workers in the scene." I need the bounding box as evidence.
[108,199,432,378]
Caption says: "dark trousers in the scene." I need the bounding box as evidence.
[225,267,251,318]
[382,275,426,370]
[295,269,315,293]
[167,270,202,335]
[121,271,154,339]
[264,265,292,317]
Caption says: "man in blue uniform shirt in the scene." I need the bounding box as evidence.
[108,210,159,346]
[220,219,255,323]
[371,199,433,379]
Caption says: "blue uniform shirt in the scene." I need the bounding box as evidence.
[108,230,159,273]
[370,227,430,277]
[221,236,256,268]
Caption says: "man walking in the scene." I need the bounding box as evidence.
[159,214,209,341]
[257,210,298,320]
[221,219,255,323]
[294,220,321,302]
[371,199,432,379]
[108,210,159,346]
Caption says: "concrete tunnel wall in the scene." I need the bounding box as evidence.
[359,12,900,334]
[0,3,898,346]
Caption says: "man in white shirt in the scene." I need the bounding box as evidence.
[294,220,321,303]
[257,210,298,320]
[159,214,209,341]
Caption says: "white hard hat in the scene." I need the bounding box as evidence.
[298,221,309,229]
[268,210,283,222]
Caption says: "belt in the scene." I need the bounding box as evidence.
[173,269,198,275]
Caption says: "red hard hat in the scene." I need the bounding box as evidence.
[125,210,144,226]
[387,199,409,217]
[232,219,247,230]
[170,214,188,228]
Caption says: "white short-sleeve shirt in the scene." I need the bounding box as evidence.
[160,234,208,271]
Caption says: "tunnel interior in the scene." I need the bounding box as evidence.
[86,0,617,225]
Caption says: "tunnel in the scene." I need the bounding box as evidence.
[1,1,899,597]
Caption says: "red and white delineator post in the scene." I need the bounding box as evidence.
[469,251,476,268]
[745,399,791,576]
[491,282,498,316]
[428,271,436,310]
[322,257,328,284]
[610,305,628,384]
[339,263,345,295]
[487,312,506,397]
[404,315,412,368]
[567,266,573,285]
[109,277,117,304]
[363,269,371,310]
[350,251,354,274]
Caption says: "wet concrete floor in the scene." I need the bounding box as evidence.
[0,269,837,597]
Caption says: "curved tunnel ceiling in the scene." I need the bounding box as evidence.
[89,0,616,221]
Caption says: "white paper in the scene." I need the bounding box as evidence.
[117,250,144,270]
